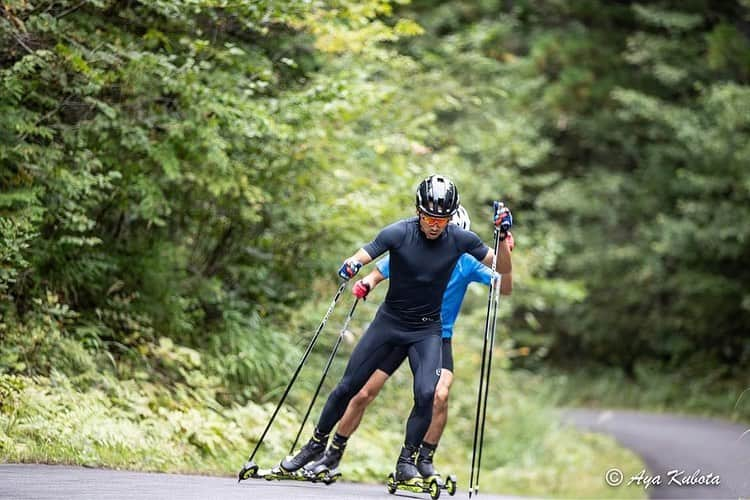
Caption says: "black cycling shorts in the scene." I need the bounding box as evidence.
[378,337,453,375]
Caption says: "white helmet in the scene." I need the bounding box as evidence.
[451,205,471,231]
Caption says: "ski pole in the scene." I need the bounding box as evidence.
[289,297,360,453]
[474,203,512,495]
[469,223,501,498]
[474,272,502,497]
[238,280,348,482]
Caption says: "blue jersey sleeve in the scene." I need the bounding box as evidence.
[462,254,494,285]
[376,256,391,279]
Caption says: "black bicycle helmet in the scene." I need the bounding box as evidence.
[415,175,460,217]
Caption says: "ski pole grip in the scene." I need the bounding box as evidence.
[493,200,511,232]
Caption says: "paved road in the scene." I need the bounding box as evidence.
[0,464,518,500]
[565,409,750,499]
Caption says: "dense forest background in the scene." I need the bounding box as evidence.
[2,0,749,496]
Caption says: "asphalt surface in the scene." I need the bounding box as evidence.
[565,409,750,499]
[0,464,518,500]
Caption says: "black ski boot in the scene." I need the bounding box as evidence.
[395,443,422,484]
[417,442,438,478]
[280,435,327,473]
[416,442,458,496]
[304,442,344,483]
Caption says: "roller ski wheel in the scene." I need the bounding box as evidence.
[429,479,441,500]
[302,466,342,485]
[237,460,260,481]
[385,472,441,499]
[319,469,342,485]
[387,472,398,494]
[445,474,457,496]
[423,473,457,496]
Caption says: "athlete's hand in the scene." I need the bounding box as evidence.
[352,280,371,300]
[493,201,513,239]
[338,259,363,281]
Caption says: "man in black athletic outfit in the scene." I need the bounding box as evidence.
[279,175,513,483]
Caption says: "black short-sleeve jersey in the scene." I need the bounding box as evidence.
[363,217,488,327]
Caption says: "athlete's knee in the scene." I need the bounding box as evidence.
[414,385,436,411]
[351,385,378,407]
[433,385,450,410]
[331,380,354,403]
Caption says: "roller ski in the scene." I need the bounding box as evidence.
[237,460,311,482]
[417,445,457,496]
[238,463,339,484]
[387,472,442,499]
[257,465,311,482]
[386,445,442,499]
[302,442,345,484]
[240,436,339,484]
[266,436,329,482]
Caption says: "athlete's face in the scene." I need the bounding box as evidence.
[418,210,450,239]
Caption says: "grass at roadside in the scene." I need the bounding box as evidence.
[0,365,646,498]
[539,365,750,424]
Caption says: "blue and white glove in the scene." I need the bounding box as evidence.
[493,201,513,239]
[338,259,363,281]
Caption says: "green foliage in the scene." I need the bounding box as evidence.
[544,365,750,423]
[418,0,750,376]
[0,0,423,389]
[0,371,266,472]
[1,0,748,494]
[0,374,25,414]
[206,309,299,404]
